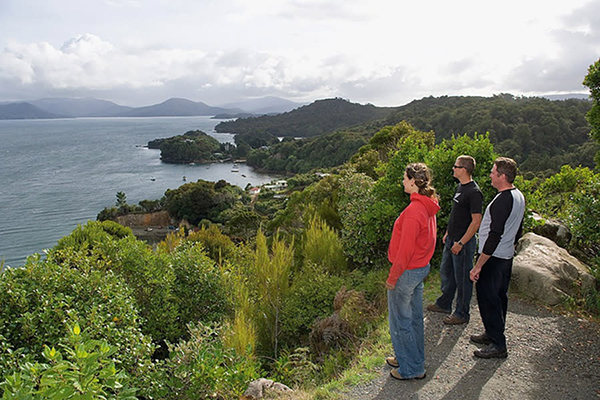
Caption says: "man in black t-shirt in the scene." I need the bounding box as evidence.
[427,155,483,325]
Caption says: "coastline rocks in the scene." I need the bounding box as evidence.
[512,233,596,305]
[242,378,292,399]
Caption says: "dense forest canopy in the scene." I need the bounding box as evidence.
[215,98,397,137]
[236,94,597,177]
[147,130,224,164]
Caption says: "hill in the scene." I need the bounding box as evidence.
[219,96,305,114]
[240,94,597,176]
[377,94,595,174]
[30,97,133,117]
[215,98,398,137]
[119,98,233,117]
[0,102,65,119]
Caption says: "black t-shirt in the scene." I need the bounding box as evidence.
[447,181,484,241]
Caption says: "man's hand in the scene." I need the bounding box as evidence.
[451,242,463,255]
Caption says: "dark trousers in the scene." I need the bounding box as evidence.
[475,256,513,349]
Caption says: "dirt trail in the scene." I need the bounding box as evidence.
[344,297,600,400]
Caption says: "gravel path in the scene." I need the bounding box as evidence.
[343,296,600,399]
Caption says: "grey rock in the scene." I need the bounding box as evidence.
[512,233,596,305]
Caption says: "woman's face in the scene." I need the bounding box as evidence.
[403,171,416,194]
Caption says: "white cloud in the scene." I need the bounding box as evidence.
[0,0,598,106]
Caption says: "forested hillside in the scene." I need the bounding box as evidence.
[215,98,397,137]
[244,94,597,176]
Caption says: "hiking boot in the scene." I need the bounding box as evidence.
[443,314,468,325]
[474,343,507,359]
[426,303,451,314]
[390,368,426,380]
[385,356,399,368]
[470,332,492,345]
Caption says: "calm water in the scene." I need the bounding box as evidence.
[0,116,279,267]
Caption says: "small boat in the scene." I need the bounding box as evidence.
[150,177,156,181]
[182,176,187,181]
[241,174,246,177]
[231,163,240,172]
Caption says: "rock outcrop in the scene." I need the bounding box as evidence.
[512,233,596,305]
[531,214,572,248]
[242,378,292,399]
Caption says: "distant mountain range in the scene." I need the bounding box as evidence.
[0,96,305,120]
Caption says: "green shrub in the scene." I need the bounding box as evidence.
[149,322,260,400]
[169,242,233,336]
[0,324,137,399]
[303,215,347,274]
[0,254,154,381]
[280,266,345,346]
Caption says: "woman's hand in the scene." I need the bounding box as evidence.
[386,281,395,290]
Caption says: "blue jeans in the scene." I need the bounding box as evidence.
[387,265,430,378]
[435,237,476,320]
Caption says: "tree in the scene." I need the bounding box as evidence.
[252,230,293,359]
[116,191,127,210]
[583,57,600,165]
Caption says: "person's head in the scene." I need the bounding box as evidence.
[404,163,437,198]
[490,157,518,188]
[453,155,476,176]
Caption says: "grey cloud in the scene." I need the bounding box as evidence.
[504,1,600,93]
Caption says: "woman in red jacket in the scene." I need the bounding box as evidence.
[385,163,440,380]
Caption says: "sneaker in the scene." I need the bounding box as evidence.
[474,343,507,359]
[426,304,451,314]
[443,314,468,325]
[385,356,399,368]
[470,333,492,345]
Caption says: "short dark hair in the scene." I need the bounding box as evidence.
[494,157,518,183]
[456,155,476,175]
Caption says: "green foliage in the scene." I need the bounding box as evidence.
[49,221,231,345]
[252,230,294,359]
[247,130,367,173]
[280,267,345,346]
[149,322,260,400]
[583,57,600,144]
[382,94,593,175]
[0,254,153,380]
[148,130,223,164]
[567,173,600,257]
[164,179,243,225]
[216,98,394,138]
[529,165,596,219]
[168,243,233,336]
[187,223,238,262]
[337,170,380,267]
[267,175,341,236]
[428,133,497,228]
[303,215,347,274]
[0,324,137,399]
[223,206,265,242]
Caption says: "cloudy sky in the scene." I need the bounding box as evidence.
[0,0,599,107]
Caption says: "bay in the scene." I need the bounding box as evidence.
[0,116,279,268]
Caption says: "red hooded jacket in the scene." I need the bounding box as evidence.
[387,192,440,286]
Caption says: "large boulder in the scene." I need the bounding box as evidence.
[531,213,572,248]
[512,233,596,305]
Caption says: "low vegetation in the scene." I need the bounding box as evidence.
[2,59,600,397]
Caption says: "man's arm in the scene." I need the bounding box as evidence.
[451,213,482,255]
[470,252,490,282]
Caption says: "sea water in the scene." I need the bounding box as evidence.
[0,116,279,267]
